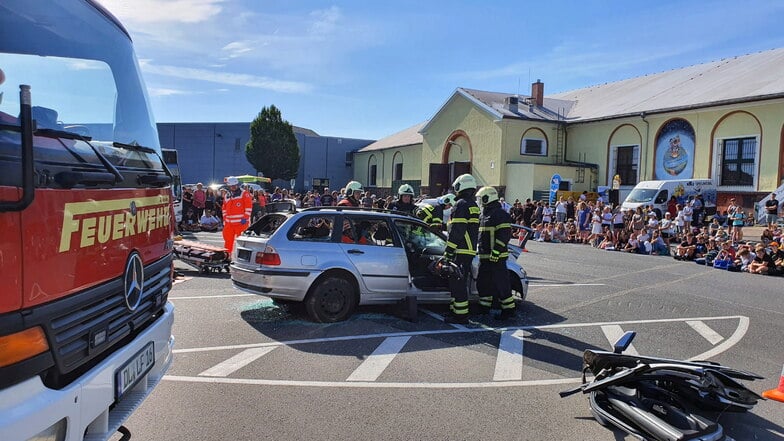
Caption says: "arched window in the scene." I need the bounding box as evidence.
[368,155,378,186]
[392,152,403,181]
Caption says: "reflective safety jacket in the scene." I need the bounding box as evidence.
[415,203,445,228]
[446,196,479,256]
[337,196,360,207]
[388,199,417,215]
[478,201,512,261]
[222,188,253,225]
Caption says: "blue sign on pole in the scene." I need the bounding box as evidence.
[549,174,561,204]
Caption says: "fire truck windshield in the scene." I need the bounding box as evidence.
[0,0,160,153]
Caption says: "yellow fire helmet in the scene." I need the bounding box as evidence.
[452,173,477,193]
[476,186,499,206]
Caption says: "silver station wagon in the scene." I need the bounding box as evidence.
[230,207,529,322]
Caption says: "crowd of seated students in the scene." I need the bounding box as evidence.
[520,198,784,276]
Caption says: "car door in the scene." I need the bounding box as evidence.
[392,219,451,299]
[338,215,409,300]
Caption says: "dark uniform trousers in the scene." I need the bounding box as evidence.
[477,259,514,310]
[448,254,473,315]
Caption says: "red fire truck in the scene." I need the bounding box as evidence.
[0,1,175,440]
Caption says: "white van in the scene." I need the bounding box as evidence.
[621,179,717,220]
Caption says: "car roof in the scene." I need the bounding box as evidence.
[298,206,416,220]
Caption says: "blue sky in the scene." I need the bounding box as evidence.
[98,0,784,141]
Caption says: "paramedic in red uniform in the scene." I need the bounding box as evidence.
[222,176,253,254]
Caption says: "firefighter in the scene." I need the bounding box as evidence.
[476,186,516,320]
[415,193,455,231]
[443,174,480,324]
[222,176,253,254]
[388,184,417,214]
[337,181,363,207]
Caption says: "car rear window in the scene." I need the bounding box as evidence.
[245,213,289,237]
[288,215,336,242]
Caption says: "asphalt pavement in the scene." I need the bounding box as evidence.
[114,231,784,441]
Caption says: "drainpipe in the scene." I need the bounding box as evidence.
[640,112,650,181]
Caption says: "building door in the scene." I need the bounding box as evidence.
[429,163,450,196]
[450,161,472,183]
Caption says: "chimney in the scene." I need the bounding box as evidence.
[531,79,544,107]
[504,96,519,113]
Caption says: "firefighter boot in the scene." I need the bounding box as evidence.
[444,312,469,325]
[495,308,516,321]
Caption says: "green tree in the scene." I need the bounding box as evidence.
[245,105,300,180]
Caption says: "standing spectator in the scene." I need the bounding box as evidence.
[731,209,746,243]
[320,188,333,206]
[192,183,206,218]
[660,212,675,245]
[667,196,678,218]
[646,212,659,237]
[612,207,625,243]
[205,187,217,215]
[588,208,603,246]
[692,194,704,226]
[523,199,535,227]
[566,197,576,222]
[601,206,613,233]
[765,192,781,228]
[631,207,645,236]
[271,187,283,201]
[555,196,567,223]
[682,200,694,234]
[362,191,374,208]
[577,202,591,243]
[542,202,553,225]
[534,201,544,225]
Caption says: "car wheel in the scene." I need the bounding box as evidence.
[305,276,357,323]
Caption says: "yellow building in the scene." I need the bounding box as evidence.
[355,48,784,209]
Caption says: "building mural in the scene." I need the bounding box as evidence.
[654,119,694,180]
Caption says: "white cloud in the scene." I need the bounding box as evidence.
[148,87,198,97]
[140,61,313,93]
[97,0,224,24]
[222,41,255,59]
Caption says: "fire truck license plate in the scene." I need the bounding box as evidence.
[115,342,155,400]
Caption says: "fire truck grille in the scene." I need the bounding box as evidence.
[48,255,172,374]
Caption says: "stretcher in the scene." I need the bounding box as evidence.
[173,239,231,274]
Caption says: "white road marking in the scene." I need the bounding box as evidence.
[688,316,749,361]
[686,320,724,345]
[529,283,606,287]
[198,347,277,377]
[493,330,525,381]
[169,294,255,300]
[600,325,639,356]
[347,337,410,382]
[173,315,748,355]
[164,315,749,389]
[165,375,583,389]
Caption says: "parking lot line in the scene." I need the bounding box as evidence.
[347,336,411,382]
[198,347,277,377]
[493,330,526,381]
[600,325,639,356]
[686,320,724,345]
